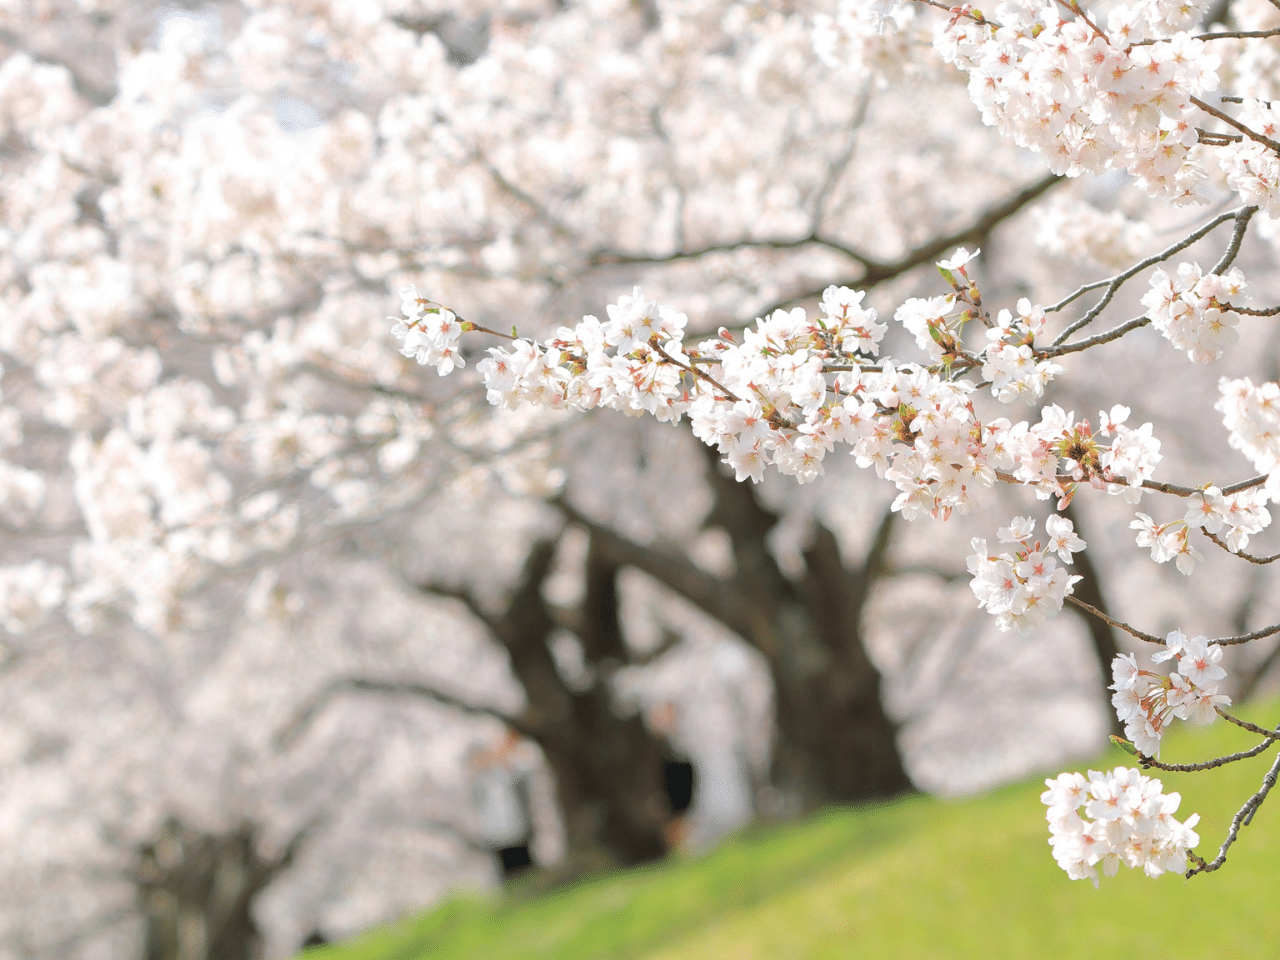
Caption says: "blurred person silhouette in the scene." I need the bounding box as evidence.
[649,702,697,852]
[471,728,537,880]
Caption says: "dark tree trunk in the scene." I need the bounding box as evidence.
[133,818,303,960]
[439,536,672,868]
[1061,502,1124,736]
[556,449,913,811]
[696,456,911,807]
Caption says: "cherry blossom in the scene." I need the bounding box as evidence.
[1043,767,1201,886]
[1140,263,1253,362]
[968,515,1084,634]
[2,0,1280,939]
[1110,632,1231,756]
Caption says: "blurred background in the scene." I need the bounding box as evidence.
[1,0,1279,957]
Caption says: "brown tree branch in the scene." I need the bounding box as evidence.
[550,496,754,640]
[276,677,528,749]
[1138,733,1280,773]
[1187,748,1280,878]
[1064,596,1164,644]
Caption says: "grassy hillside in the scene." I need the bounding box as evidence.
[303,703,1280,960]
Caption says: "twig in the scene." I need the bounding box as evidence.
[1186,748,1280,877]
[1048,209,1242,342]
[1202,530,1280,565]
[1191,96,1280,154]
[1058,0,1107,39]
[464,321,521,341]
[648,338,748,405]
[1138,734,1280,772]
[1064,596,1164,644]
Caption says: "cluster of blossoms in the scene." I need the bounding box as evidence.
[1131,484,1271,571]
[967,514,1084,634]
[1219,98,1280,218]
[0,560,67,635]
[393,264,1165,538]
[1110,631,1231,756]
[931,0,1221,202]
[1217,376,1280,502]
[1140,262,1253,363]
[1042,767,1201,885]
[391,288,467,377]
[980,298,1064,403]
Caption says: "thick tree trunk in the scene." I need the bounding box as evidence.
[133,819,302,960]
[699,459,912,807]
[449,537,672,869]
[1061,503,1124,736]
[763,521,912,805]
[557,450,913,812]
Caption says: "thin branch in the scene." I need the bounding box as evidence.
[1186,748,1280,878]
[475,151,581,245]
[859,173,1063,286]
[1198,130,1243,146]
[1048,209,1242,343]
[626,625,686,668]
[1043,277,1112,314]
[1064,595,1164,644]
[1234,304,1280,317]
[1202,530,1280,565]
[586,234,870,270]
[759,173,1062,314]
[551,496,754,641]
[1139,734,1280,772]
[1217,707,1280,737]
[277,677,526,748]
[1142,474,1269,498]
[811,90,872,226]
[1212,205,1259,274]
[1046,314,1150,357]
[1191,96,1280,154]
[1131,28,1280,43]
[410,577,501,637]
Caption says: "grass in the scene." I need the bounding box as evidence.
[303,702,1280,960]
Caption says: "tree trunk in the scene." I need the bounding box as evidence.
[557,450,913,812]
[1061,503,1124,736]
[134,818,302,960]
[444,537,672,869]
[699,459,912,807]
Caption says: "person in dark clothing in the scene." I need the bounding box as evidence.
[650,702,697,851]
[662,748,695,817]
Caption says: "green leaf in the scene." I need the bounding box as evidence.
[1110,735,1139,756]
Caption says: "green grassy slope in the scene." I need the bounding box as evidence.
[304,703,1280,960]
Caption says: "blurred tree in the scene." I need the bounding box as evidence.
[3,0,1277,952]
